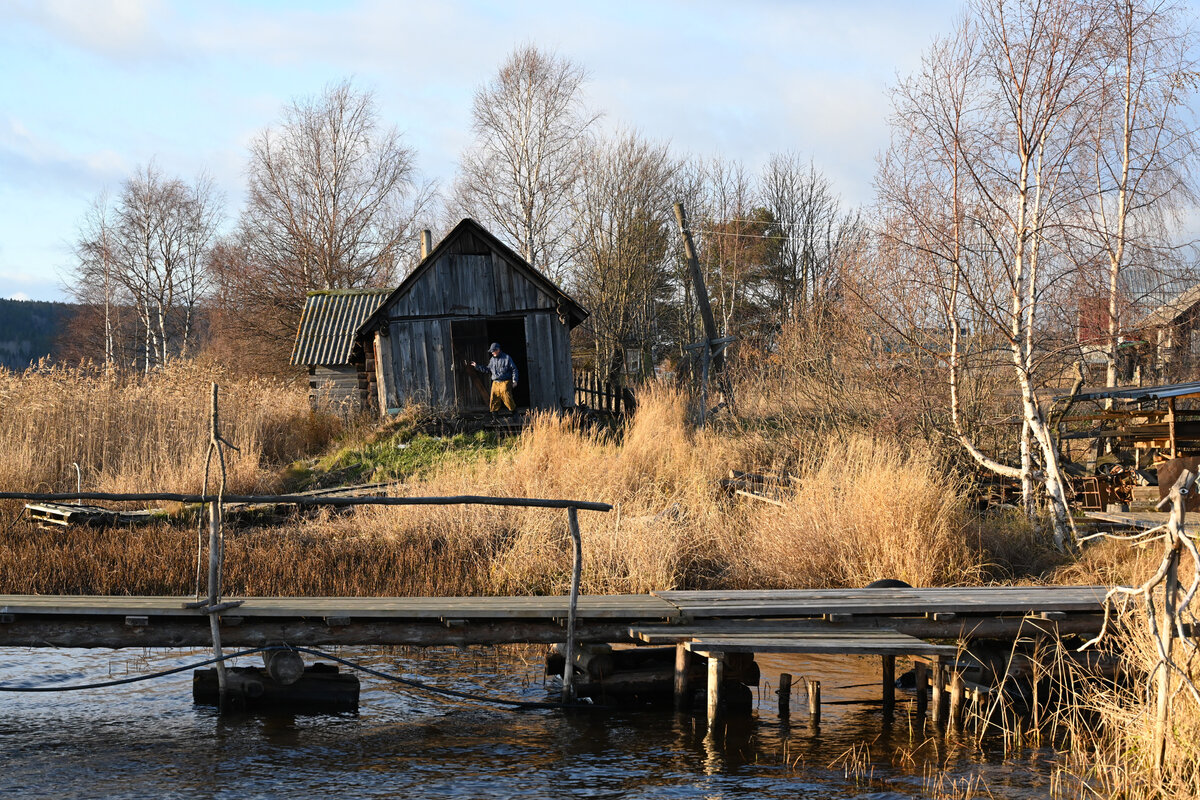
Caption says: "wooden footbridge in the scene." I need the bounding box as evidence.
[0,585,1108,721]
[0,483,1109,722]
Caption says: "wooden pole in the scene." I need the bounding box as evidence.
[949,672,965,728]
[882,655,896,719]
[1153,469,1192,773]
[1169,397,1178,459]
[931,656,945,725]
[673,202,719,348]
[806,679,821,727]
[777,672,792,722]
[674,642,691,711]
[206,383,227,705]
[561,506,583,704]
[914,661,929,719]
[707,654,724,725]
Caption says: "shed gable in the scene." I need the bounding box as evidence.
[383,251,561,320]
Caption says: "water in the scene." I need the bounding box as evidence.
[0,647,1061,799]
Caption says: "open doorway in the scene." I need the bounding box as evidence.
[450,317,529,410]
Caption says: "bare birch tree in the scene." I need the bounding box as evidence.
[568,132,679,382]
[881,0,1111,548]
[1077,0,1198,389]
[452,45,598,281]
[71,165,220,371]
[219,80,432,364]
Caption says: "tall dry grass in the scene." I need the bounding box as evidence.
[242,385,996,596]
[0,374,1033,597]
[0,362,340,497]
[728,435,982,588]
[1048,607,1200,799]
[1041,544,1200,798]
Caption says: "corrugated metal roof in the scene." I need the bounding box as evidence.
[1057,380,1200,403]
[290,289,390,366]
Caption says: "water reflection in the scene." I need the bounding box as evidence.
[0,646,1059,799]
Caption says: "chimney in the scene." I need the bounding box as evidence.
[420,229,432,260]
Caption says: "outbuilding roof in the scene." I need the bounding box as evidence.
[290,289,391,366]
[355,218,589,337]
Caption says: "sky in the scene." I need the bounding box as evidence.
[0,0,1054,301]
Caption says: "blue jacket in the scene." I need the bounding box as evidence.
[477,353,518,384]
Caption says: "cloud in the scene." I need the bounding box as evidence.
[4,0,173,63]
[0,117,127,194]
[7,292,30,301]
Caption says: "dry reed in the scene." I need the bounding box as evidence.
[0,361,339,497]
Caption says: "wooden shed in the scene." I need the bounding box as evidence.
[357,219,588,414]
[290,289,390,411]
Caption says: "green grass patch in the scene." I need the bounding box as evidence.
[284,426,505,490]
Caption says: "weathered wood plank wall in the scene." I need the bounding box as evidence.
[370,223,582,413]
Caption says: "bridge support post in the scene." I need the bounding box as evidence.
[949,671,965,728]
[806,678,821,727]
[882,655,895,719]
[706,653,724,725]
[914,660,929,719]
[931,656,945,725]
[674,642,691,711]
[777,672,792,722]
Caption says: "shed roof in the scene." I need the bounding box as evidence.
[356,218,588,337]
[290,289,391,366]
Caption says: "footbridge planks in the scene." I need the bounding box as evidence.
[0,586,1107,651]
[652,586,1108,617]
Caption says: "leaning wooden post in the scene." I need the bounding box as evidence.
[706,654,724,725]
[561,506,583,704]
[206,383,228,704]
[674,201,722,428]
[674,643,691,711]
[881,655,896,720]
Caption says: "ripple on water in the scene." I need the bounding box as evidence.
[0,646,1060,799]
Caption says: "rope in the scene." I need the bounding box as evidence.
[0,645,592,711]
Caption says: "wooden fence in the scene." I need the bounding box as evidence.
[574,373,635,414]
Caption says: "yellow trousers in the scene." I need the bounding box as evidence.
[489,379,516,411]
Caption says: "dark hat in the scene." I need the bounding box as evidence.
[488,342,501,352]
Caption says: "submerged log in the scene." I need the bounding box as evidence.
[193,663,359,712]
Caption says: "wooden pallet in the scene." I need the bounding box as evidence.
[24,503,165,529]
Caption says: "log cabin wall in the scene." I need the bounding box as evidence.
[309,365,363,412]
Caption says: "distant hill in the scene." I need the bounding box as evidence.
[0,299,77,370]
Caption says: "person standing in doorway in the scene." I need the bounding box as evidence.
[471,342,518,412]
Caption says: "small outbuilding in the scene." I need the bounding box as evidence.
[355,219,588,414]
[289,288,391,411]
